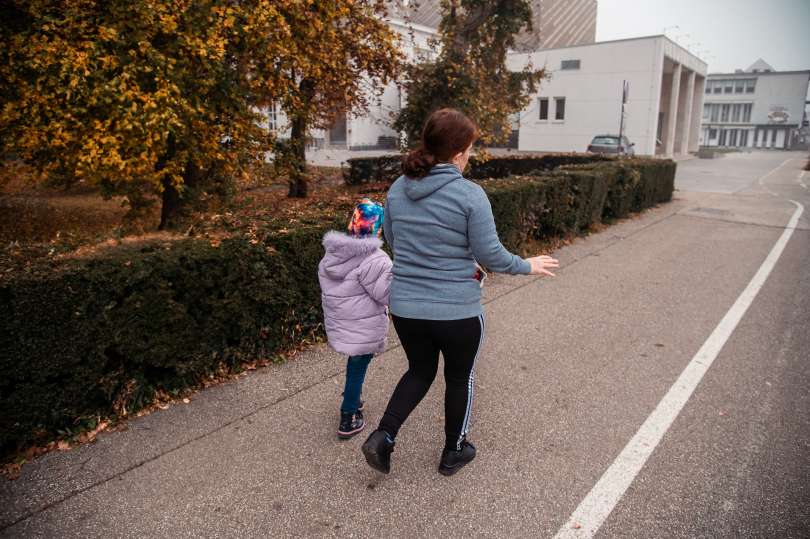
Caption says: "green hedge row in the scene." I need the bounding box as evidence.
[1,158,675,457]
[343,152,614,185]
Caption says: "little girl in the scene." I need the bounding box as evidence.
[318,199,392,439]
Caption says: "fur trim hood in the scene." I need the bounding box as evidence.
[320,231,384,279]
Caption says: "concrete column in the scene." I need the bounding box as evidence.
[679,71,696,154]
[689,76,705,152]
[665,62,682,157]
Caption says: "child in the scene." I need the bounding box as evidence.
[318,199,393,439]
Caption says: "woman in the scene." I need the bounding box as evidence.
[361,108,559,476]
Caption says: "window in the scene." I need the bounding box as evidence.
[721,104,730,122]
[729,130,738,146]
[267,103,278,131]
[709,128,718,139]
[771,129,777,144]
[740,130,749,147]
[724,80,733,93]
[710,103,719,122]
[732,104,742,122]
[539,98,549,120]
[703,104,710,120]
[719,129,727,146]
[554,97,566,120]
[734,80,745,93]
[561,59,581,70]
[742,103,752,122]
[745,79,756,93]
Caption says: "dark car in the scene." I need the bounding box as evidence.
[587,135,635,156]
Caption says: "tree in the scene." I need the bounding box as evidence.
[274,1,401,197]
[0,1,383,227]
[394,0,545,147]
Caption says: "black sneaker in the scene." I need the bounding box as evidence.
[438,440,476,476]
[361,430,395,474]
[337,410,365,440]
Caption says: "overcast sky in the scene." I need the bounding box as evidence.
[596,0,810,74]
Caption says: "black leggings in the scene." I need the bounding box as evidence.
[379,314,485,451]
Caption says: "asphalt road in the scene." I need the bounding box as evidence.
[2,151,808,538]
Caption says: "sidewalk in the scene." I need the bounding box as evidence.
[1,196,693,537]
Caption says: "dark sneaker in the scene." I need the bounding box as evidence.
[361,430,395,474]
[438,440,476,476]
[337,410,365,440]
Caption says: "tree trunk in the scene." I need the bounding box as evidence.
[159,160,200,230]
[287,78,316,198]
[159,177,181,230]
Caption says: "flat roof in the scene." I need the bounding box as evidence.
[708,70,810,77]
[509,34,667,54]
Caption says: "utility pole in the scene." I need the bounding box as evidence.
[618,80,628,155]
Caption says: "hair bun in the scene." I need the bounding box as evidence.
[401,147,436,179]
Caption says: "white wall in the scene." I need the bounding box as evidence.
[509,38,665,155]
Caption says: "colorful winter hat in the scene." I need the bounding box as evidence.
[348,198,385,238]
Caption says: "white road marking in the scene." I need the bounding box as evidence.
[756,158,793,196]
[554,197,805,539]
[800,171,807,190]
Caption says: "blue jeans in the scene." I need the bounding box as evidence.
[341,354,373,413]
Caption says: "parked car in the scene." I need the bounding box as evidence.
[587,135,635,156]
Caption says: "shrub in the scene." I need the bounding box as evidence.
[0,215,347,457]
[343,152,613,185]
[1,159,674,457]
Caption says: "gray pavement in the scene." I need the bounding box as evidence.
[2,151,809,537]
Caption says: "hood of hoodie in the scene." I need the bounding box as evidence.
[321,231,383,279]
[404,163,462,201]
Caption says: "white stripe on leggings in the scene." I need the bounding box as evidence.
[458,314,485,449]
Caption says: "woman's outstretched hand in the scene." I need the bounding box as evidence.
[527,255,559,277]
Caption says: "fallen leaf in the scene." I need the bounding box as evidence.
[57,441,70,451]
[182,398,190,404]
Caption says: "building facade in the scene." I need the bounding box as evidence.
[508,36,707,157]
[700,60,810,150]
[515,0,598,52]
[271,0,602,152]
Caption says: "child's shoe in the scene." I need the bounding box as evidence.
[438,439,476,476]
[361,429,395,473]
[337,410,365,440]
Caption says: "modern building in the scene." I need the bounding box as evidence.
[514,0,598,52]
[508,35,707,157]
[700,60,810,150]
[270,0,602,153]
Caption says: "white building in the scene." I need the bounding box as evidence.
[270,0,602,154]
[508,35,708,157]
[701,60,810,150]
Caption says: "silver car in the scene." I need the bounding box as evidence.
[587,135,635,156]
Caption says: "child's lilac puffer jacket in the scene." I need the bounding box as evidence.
[318,231,393,356]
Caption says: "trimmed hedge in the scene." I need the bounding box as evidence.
[1,158,675,457]
[0,215,347,456]
[343,152,614,185]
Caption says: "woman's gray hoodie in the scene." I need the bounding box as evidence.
[383,163,530,320]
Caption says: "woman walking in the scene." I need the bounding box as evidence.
[361,108,558,476]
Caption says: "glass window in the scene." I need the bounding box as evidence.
[539,98,548,120]
[721,104,730,122]
[703,104,710,119]
[561,59,580,70]
[719,129,727,146]
[734,80,745,93]
[745,79,756,93]
[554,97,566,120]
[742,103,752,122]
[732,104,742,122]
[771,129,777,144]
[729,130,738,146]
[709,128,718,139]
[740,130,748,147]
[710,104,719,122]
[724,80,733,93]
[591,136,619,145]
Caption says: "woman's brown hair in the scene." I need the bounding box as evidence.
[401,108,478,179]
